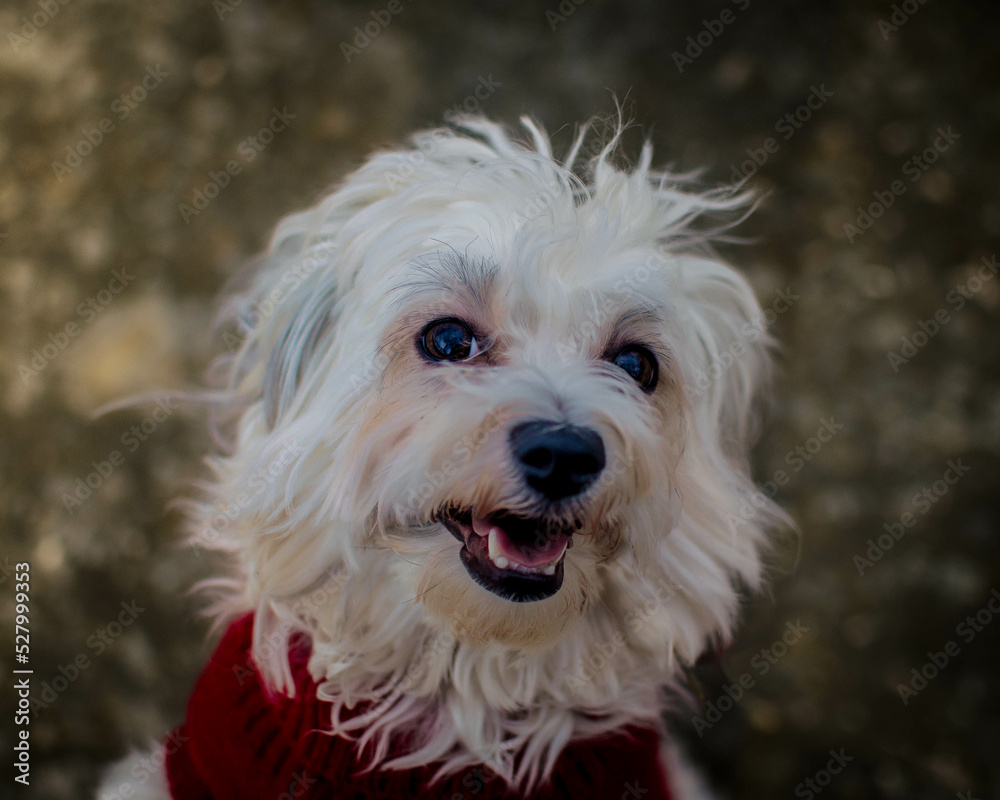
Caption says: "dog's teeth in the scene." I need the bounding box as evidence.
[483,524,564,574]
[487,528,502,561]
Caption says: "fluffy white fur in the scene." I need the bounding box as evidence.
[101,116,787,799]
[98,747,173,800]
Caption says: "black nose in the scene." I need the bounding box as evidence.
[509,421,606,501]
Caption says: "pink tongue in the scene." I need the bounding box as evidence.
[471,516,569,568]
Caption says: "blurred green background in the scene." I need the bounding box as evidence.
[1,1,998,798]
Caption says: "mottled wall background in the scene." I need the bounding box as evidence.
[1,1,999,798]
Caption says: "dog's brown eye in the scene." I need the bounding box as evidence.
[612,346,658,391]
[420,319,480,362]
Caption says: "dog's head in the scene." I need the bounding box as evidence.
[200,116,787,782]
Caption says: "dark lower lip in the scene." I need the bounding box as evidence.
[439,509,568,603]
[460,540,564,603]
[440,510,471,543]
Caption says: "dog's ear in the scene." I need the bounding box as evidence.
[229,123,506,430]
[222,126,479,430]
[261,278,336,429]
[672,256,773,452]
[220,229,344,431]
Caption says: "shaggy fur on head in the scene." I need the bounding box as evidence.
[190,116,787,791]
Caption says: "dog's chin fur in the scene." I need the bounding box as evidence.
[184,115,789,792]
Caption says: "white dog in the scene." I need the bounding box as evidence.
[100,116,787,800]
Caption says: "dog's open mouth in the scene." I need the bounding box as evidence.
[439,508,575,602]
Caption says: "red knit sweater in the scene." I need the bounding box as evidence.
[165,614,673,799]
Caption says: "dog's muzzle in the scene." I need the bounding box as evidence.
[437,420,606,603]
